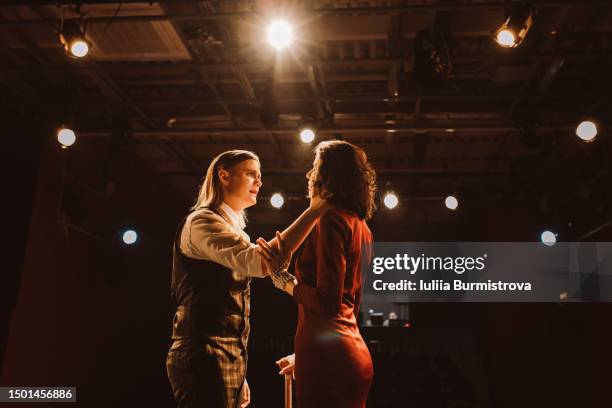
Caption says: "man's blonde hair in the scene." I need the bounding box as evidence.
[191,150,260,213]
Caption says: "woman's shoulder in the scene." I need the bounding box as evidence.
[325,207,364,221]
[320,207,361,231]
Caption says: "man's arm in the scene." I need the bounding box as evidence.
[187,210,268,278]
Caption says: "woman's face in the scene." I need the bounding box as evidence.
[306,156,322,199]
[220,159,262,210]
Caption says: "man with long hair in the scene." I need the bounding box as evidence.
[166,150,327,408]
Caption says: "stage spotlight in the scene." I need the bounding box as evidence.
[383,192,399,209]
[300,128,315,143]
[576,120,598,142]
[59,20,91,58]
[270,193,285,209]
[541,230,556,246]
[494,4,533,48]
[495,29,516,47]
[445,195,459,210]
[70,40,89,58]
[57,127,76,147]
[122,229,138,245]
[267,20,293,50]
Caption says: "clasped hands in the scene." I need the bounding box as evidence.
[257,231,296,295]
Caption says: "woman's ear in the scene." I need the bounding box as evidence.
[218,168,230,186]
[319,184,333,199]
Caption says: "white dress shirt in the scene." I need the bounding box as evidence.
[179,202,266,278]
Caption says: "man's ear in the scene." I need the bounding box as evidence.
[218,168,230,186]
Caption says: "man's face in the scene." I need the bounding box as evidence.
[221,159,262,210]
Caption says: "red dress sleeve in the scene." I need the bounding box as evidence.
[293,211,348,317]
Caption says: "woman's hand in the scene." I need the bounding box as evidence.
[276,353,295,377]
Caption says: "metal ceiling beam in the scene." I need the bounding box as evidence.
[81,67,158,129]
[1,51,610,74]
[2,1,612,24]
[79,91,602,106]
[81,123,575,137]
[111,74,389,86]
[3,7,160,134]
[195,1,257,107]
[159,3,242,129]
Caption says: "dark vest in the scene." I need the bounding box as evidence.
[170,209,251,350]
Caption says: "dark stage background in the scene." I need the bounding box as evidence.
[2,106,612,408]
[3,1,612,407]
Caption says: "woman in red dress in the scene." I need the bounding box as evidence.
[259,140,377,407]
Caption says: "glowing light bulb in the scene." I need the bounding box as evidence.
[70,40,89,57]
[576,120,598,142]
[445,195,458,210]
[122,229,138,245]
[270,193,285,209]
[300,128,315,143]
[541,230,556,246]
[267,20,293,50]
[384,192,399,209]
[496,29,516,47]
[57,128,76,147]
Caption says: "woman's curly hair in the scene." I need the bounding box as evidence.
[314,140,377,220]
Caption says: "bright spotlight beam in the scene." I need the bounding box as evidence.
[267,20,293,50]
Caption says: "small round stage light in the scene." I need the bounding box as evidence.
[541,230,556,247]
[57,127,76,147]
[383,192,399,209]
[445,195,459,210]
[122,229,138,245]
[300,128,315,143]
[576,120,598,142]
[270,193,285,209]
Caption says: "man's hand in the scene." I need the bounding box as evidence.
[309,190,331,215]
[256,231,291,273]
[275,353,295,378]
[240,379,250,408]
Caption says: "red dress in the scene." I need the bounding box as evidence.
[293,209,374,408]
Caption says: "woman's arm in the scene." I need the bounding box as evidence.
[267,195,329,255]
[290,211,348,316]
